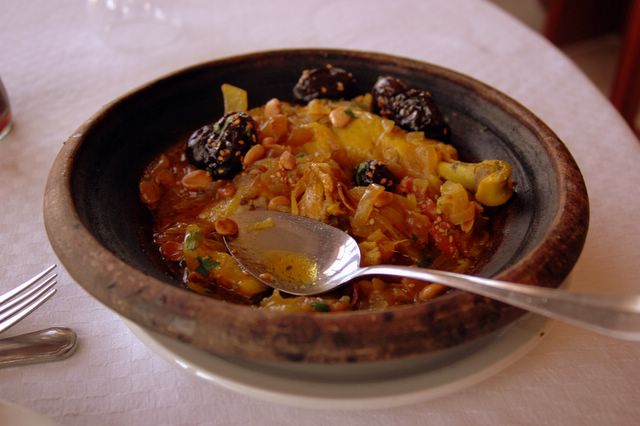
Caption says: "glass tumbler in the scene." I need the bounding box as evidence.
[86,0,183,50]
[0,78,12,141]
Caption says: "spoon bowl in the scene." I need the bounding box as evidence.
[224,210,361,296]
[226,210,640,341]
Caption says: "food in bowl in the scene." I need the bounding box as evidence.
[139,66,515,313]
[45,49,588,362]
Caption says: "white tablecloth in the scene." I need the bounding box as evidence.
[1,0,639,424]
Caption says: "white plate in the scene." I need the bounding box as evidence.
[124,312,550,410]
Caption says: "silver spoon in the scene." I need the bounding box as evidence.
[225,210,640,341]
[0,327,77,368]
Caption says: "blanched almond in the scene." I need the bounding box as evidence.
[418,284,447,301]
[329,107,352,128]
[279,151,296,170]
[139,180,161,204]
[243,144,266,166]
[154,168,175,187]
[264,98,282,117]
[268,195,290,210]
[181,169,212,189]
[214,218,239,236]
[260,114,289,142]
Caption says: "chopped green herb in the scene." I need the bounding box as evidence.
[344,108,356,118]
[184,228,204,251]
[195,256,220,276]
[295,153,305,158]
[310,301,330,312]
[354,163,368,186]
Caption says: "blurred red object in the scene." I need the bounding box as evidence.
[611,0,640,134]
[543,0,639,134]
[0,79,12,141]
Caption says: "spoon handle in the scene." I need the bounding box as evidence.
[0,327,78,368]
[359,265,640,341]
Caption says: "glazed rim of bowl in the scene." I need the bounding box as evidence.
[44,49,589,364]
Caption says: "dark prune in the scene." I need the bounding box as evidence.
[293,65,357,103]
[186,112,258,180]
[372,76,408,115]
[353,160,396,192]
[372,76,450,141]
[389,89,450,140]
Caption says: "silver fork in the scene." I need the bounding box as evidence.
[0,265,77,368]
[0,265,57,334]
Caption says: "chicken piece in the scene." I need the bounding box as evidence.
[436,160,514,206]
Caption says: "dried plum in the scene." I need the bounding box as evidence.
[186,112,258,180]
[372,76,408,115]
[353,160,396,191]
[389,89,450,140]
[293,65,356,103]
[372,76,450,141]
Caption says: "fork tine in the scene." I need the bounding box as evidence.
[0,287,57,334]
[0,264,56,305]
[0,274,57,315]
[0,265,58,334]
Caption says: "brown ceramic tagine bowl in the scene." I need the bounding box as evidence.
[44,49,589,364]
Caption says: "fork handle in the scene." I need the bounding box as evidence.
[359,265,640,341]
[0,327,78,368]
